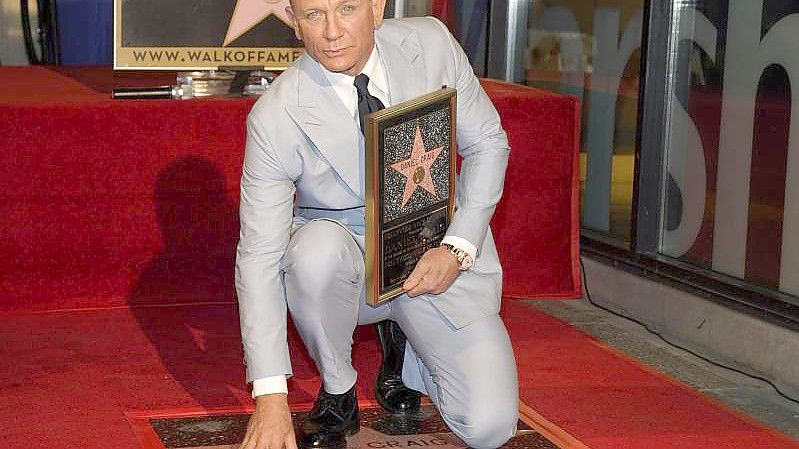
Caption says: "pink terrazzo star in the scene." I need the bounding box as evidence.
[390,124,444,209]
[223,0,292,46]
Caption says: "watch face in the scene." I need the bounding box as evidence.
[462,250,475,265]
[441,243,473,270]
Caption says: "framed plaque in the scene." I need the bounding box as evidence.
[365,88,457,306]
[114,0,303,70]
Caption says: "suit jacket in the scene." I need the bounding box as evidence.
[236,17,510,382]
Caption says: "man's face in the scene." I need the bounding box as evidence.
[287,0,386,76]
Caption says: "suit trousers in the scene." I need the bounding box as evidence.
[282,220,519,449]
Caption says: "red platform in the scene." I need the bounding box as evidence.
[0,66,580,312]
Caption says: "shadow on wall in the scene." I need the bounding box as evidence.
[126,155,378,407]
[127,156,246,407]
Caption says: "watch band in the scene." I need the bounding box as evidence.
[440,243,474,271]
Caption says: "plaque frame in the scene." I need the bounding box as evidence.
[364,88,457,306]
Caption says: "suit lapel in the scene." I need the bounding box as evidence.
[284,21,427,199]
[376,22,427,105]
[286,55,362,197]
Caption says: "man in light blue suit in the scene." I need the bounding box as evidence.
[236,1,518,448]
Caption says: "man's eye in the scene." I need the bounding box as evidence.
[306,11,321,21]
[341,4,355,14]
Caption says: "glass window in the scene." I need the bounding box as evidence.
[399,0,491,76]
[526,0,645,245]
[401,0,645,245]
[403,0,433,16]
[659,0,799,299]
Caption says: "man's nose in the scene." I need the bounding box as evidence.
[323,13,344,40]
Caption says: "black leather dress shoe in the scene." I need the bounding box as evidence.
[375,320,421,415]
[299,385,360,449]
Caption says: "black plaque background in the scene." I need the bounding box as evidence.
[119,1,394,49]
[376,99,453,295]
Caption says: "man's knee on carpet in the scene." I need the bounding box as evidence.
[439,396,518,449]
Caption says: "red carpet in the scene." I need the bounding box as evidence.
[0,66,585,448]
[1,301,797,449]
[502,301,799,449]
[1,67,794,448]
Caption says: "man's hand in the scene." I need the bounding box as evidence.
[402,247,460,297]
[240,393,297,449]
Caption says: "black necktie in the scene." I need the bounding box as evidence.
[354,73,385,136]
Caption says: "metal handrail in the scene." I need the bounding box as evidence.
[20,0,59,65]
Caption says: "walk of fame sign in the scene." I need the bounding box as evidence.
[365,88,457,306]
[114,0,303,69]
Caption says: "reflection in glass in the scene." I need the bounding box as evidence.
[527,0,645,245]
[402,0,645,245]
[659,0,799,299]
[400,0,491,76]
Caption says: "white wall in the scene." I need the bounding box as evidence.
[1,0,35,65]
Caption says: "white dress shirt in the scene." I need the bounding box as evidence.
[251,46,476,398]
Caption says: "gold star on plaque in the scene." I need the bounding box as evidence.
[223,0,292,47]
[391,124,444,209]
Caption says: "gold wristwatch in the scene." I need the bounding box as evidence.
[440,243,474,271]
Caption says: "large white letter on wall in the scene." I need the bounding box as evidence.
[714,0,799,295]
[662,9,717,257]
[583,8,642,232]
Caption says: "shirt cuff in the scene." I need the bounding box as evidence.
[251,375,288,398]
[441,236,477,261]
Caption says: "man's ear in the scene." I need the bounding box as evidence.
[372,0,387,29]
[286,5,303,40]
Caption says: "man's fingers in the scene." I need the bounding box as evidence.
[239,428,253,449]
[286,432,299,449]
[404,248,461,296]
[407,271,435,296]
[240,420,267,449]
[406,274,422,296]
[403,267,422,288]
[409,266,458,296]
[269,430,297,449]
[408,274,436,296]
[403,261,429,291]
[403,274,421,292]
[250,435,266,449]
